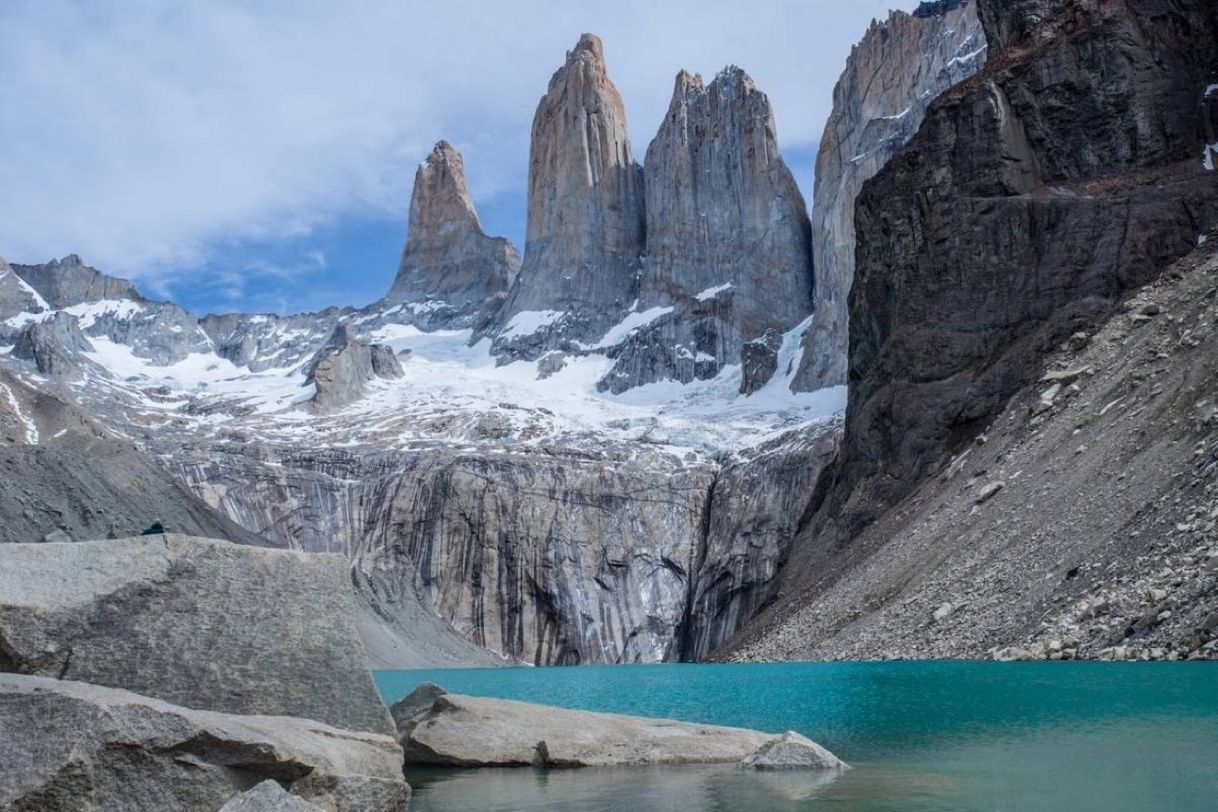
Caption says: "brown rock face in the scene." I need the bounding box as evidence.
[794,0,987,390]
[494,34,646,355]
[386,141,519,329]
[600,68,813,394]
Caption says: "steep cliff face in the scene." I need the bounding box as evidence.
[724,0,1218,661]
[0,256,47,320]
[599,68,814,394]
[794,0,987,391]
[494,34,646,357]
[386,141,520,330]
[170,443,716,665]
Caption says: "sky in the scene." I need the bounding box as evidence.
[0,0,923,316]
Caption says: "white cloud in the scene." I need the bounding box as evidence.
[0,0,916,290]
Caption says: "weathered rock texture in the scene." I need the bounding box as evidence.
[681,423,840,661]
[0,256,47,320]
[0,535,394,735]
[600,68,814,393]
[726,238,1218,663]
[794,0,987,391]
[722,0,1218,662]
[219,781,325,812]
[11,311,93,379]
[0,674,410,812]
[10,254,138,308]
[740,731,847,771]
[304,324,404,412]
[393,684,813,768]
[386,141,520,329]
[495,34,646,355]
[170,445,717,665]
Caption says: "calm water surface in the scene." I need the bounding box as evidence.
[375,662,1218,811]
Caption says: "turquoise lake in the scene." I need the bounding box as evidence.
[376,662,1218,811]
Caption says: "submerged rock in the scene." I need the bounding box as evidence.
[393,686,835,768]
[0,674,410,812]
[740,731,849,771]
[0,534,394,735]
[386,140,520,330]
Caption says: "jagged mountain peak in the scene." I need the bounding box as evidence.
[385,140,520,328]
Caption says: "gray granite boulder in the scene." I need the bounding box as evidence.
[740,731,849,771]
[220,781,325,811]
[0,673,409,812]
[0,534,394,735]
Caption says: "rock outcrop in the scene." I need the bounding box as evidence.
[392,683,836,768]
[10,254,138,308]
[303,324,404,412]
[385,141,521,329]
[599,68,813,394]
[0,674,410,812]
[11,311,94,379]
[722,0,1218,662]
[494,34,646,356]
[0,535,394,735]
[839,0,1218,514]
[0,255,47,320]
[793,0,987,391]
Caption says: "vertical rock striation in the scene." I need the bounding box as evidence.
[793,0,987,391]
[494,34,646,357]
[600,68,814,394]
[386,141,520,330]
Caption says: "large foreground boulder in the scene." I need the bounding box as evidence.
[0,535,394,735]
[392,684,843,769]
[740,731,848,771]
[0,674,409,812]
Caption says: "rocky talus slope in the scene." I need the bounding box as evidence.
[602,67,813,394]
[722,0,1218,662]
[793,0,987,390]
[494,33,646,355]
[385,140,520,330]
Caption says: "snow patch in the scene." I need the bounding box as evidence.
[0,378,38,443]
[1204,143,1217,172]
[583,306,674,350]
[948,45,986,69]
[695,282,733,301]
[499,310,565,339]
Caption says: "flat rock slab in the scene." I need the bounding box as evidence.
[394,685,842,769]
[0,674,409,812]
[0,534,393,735]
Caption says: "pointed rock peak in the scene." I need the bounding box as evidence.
[673,70,705,96]
[709,65,757,94]
[412,140,481,232]
[570,33,604,62]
